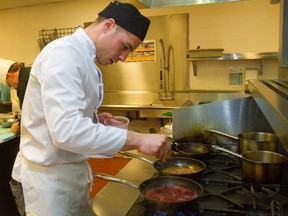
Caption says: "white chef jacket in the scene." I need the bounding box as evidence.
[11,28,127,215]
[20,27,127,165]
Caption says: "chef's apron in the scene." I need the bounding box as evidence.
[21,158,90,216]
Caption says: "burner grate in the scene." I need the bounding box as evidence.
[126,152,288,216]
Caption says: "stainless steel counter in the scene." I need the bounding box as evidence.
[76,151,156,216]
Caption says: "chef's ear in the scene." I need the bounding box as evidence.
[6,73,12,80]
[103,18,116,32]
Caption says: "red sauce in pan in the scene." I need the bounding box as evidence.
[145,185,198,202]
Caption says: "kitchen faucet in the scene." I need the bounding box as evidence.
[158,39,174,100]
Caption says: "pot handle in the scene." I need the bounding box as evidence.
[205,129,238,140]
[92,172,139,189]
[212,145,243,159]
[119,151,154,165]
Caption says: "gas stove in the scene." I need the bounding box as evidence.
[126,147,288,216]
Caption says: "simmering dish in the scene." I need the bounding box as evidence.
[161,166,201,175]
[145,185,198,202]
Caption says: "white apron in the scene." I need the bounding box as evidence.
[21,158,90,216]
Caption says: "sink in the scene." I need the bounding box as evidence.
[181,100,194,107]
[100,102,186,109]
[146,103,182,108]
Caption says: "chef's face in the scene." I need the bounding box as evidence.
[6,72,18,89]
[96,24,142,66]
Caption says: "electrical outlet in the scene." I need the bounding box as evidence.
[229,67,243,85]
[229,72,243,85]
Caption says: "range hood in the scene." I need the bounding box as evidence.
[136,0,244,8]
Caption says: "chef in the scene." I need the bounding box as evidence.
[0,57,14,101]
[11,1,171,216]
[0,57,14,85]
[6,62,31,135]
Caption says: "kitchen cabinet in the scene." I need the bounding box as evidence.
[187,52,278,76]
[0,136,20,216]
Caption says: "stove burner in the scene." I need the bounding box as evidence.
[126,152,288,216]
[143,207,199,216]
[129,199,200,216]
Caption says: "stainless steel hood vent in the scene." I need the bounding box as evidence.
[248,80,288,153]
[136,0,244,8]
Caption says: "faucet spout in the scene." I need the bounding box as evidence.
[158,39,174,101]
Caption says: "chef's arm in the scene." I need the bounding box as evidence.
[97,112,171,161]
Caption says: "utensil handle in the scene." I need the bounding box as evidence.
[205,129,238,140]
[92,173,139,189]
[250,186,257,210]
[212,145,243,159]
[119,151,154,164]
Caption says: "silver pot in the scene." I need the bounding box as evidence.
[212,145,287,184]
[206,129,278,153]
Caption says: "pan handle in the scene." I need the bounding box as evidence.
[205,129,238,141]
[119,151,154,165]
[212,145,243,159]
[92,173,139,189]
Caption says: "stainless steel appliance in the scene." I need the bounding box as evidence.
[279,0,288,79]
[125,79,288,215]
[126,150,288,215]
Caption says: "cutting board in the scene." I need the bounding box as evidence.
[0,127,16,141]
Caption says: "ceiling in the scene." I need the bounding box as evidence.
[0,0,251,10]
[2,0,277,11]
[0,0,149,10]
[0,0,74,10]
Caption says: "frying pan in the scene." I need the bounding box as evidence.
[173,141,212,158]
[212,145,287,184]
[206,129,278,153]
[92,173,203,209]
[119,151,206,178]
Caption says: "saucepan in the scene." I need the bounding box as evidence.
[92,173,203,209]
[212,145,287,184]
[173,141,212,159]
[206,129,278,153]
[119,151,206,178]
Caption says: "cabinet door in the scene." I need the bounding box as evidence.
[0,138,20,216]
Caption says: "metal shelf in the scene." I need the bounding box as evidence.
[187,52,278,76]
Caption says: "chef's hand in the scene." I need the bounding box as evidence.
[97,112,113,124]
[123,131,171,161]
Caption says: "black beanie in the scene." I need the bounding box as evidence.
[98,1,150,41]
